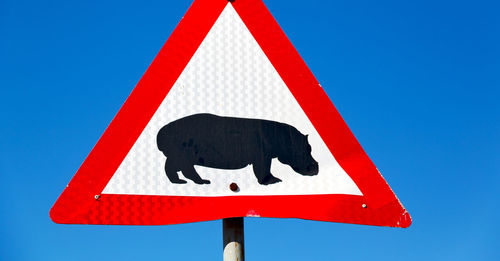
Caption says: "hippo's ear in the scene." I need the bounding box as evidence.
[305,134,309,140]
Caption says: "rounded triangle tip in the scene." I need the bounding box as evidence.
[49,206,62,224]
[397,210,412,228]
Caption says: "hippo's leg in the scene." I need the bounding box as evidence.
[165,158,187,184]
[180,165,211,185]
[253,157,282,185]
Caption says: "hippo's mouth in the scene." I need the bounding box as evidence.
[293,163,319,176]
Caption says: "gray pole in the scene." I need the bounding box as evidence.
[222,217,245,261]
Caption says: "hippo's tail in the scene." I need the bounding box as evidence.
[157,145,167,157]
[156,139,169,156]
[156,129,169,157]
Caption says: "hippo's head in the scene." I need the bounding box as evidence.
[277,134,319,176]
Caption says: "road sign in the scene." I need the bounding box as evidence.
[50,0,411,227]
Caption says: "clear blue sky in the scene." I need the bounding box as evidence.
[1,0,499,260]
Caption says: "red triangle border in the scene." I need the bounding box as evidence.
[50,0,411,228]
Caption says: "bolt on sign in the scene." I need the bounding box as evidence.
[50,0,411,228]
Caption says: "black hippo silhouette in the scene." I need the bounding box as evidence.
[156,113,319,185]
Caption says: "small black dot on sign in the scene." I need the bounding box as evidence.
[230,183,239,192]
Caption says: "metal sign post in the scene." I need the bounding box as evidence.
[223,217,245,261]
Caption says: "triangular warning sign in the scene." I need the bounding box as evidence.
[51,0,411,227]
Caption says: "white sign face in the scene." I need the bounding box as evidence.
[102,4,362,197]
